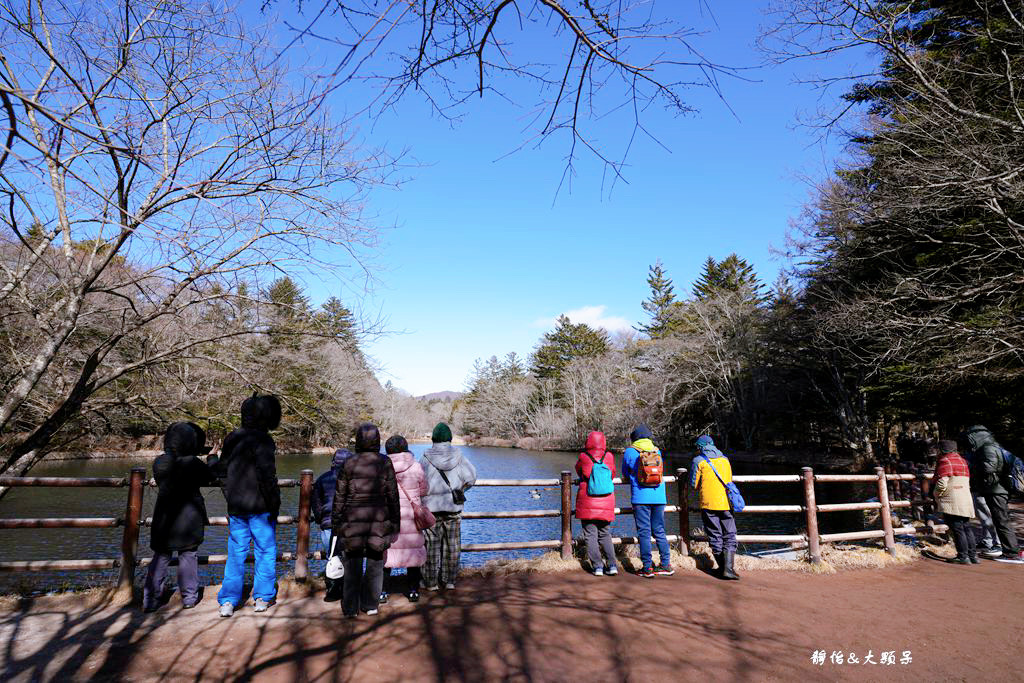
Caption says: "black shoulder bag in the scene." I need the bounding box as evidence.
[435,466,466,505]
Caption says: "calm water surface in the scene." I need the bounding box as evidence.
[0,446,870,593]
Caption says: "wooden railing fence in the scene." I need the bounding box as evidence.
[0,464,947,590]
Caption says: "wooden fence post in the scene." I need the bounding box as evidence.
[115,467,146,599]
[802,467,821,564]
[876,466,897,554]
[676,468,689,556]
[560,471,572,560]
[294,469,313,582]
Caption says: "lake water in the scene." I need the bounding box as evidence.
[0,446,873,594]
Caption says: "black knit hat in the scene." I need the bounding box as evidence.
[938,439,958,454]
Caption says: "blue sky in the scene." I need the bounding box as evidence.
[266,2,867,395]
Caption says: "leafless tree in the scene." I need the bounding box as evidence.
[280,0,738,188]
[0,0,390,477]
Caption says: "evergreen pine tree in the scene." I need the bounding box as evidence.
[637,260,682,338]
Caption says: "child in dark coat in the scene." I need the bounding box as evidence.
[143,422,216,611]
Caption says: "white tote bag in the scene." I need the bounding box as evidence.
[325,535,345,580]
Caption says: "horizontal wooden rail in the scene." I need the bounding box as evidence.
[140,515,297,527]
[0,476,126,487]
[462,540,563,552]
[0,517,122,529]
[813,474,916,482]
[147,478,300,488]
[476,475,680,487]
[691,532,806,544]
[463,510,560,519]
[687,504,805,514]
[0,559,120,571]
[732,475,803,483]
[816,500,911,512]
[137,552,298,568]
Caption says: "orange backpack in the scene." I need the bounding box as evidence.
[636,448,663,487]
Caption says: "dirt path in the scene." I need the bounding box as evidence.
[1,557,1022,682]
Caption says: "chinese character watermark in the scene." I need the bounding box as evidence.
[810,649,912,666]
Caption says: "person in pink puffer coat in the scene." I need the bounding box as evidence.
[575,430,618,576]
[381,435,428,604]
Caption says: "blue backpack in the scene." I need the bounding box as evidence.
[702,455,745,512]
[586,453,614,497]
[1002,448,1024,495]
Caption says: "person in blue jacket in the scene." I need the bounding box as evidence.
[311,447,353,601]
[621,425,674,577]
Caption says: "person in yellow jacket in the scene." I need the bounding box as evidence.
[690,435,739,580]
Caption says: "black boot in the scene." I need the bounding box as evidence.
[713,552,724,577]
[721,550,740,580]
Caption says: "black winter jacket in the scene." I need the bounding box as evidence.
[151,423,217,552]
[211,396,281,517]
[330,450,400,554]
[311,449,352,529]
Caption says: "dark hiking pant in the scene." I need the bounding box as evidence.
[702,509,737,554]
[582,520,616,569]
[422,513,461,587]
[144,549,199,607]
[984,492,1020,555]
[383,566,422,592]
[342,550,385,616]
[944,514,977,559]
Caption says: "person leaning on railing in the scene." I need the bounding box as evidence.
[575,430,618,576]
[143,422,217,612]
[931,440,978,565]
[690,435,740,581]
[419,422,477,591]
[209,394,283,617]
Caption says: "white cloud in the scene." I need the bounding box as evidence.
[533,305,632,332]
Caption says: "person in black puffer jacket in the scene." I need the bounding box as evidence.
[211,394,282,616]
[331,423,400,618]
[143,422,216,611]
[311,447,352,602]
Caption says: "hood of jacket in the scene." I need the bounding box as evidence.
[631,438,656,452]
[422,442,462,471]
[333,448,353,470]
[388,450,416,473]
[163,422,199,459]
[240,395,282,431]
[585,431,606,456]
[963,425,995,453]
[698,444,724,459]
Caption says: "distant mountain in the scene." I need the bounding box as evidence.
[417,391,464,401]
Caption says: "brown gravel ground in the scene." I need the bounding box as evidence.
[1,556,1022,683]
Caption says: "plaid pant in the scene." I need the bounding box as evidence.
[422,513,461,587]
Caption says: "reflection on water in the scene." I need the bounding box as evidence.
[0,446,872,593]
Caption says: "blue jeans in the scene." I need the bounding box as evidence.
[634,503,670,569]
[219,513,277,606]
[321,528,332,551]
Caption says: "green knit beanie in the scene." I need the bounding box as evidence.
[432,422,453,443]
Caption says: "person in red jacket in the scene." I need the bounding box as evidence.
[575,431,618,576]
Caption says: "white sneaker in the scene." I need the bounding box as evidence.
[365,608,379,615]
[445,583,456,590]
[219,603,234,618]
[253,598,271,613]
[592,567,604,576]
[605,566,618,576]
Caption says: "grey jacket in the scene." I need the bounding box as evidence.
[420,443,477,514]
